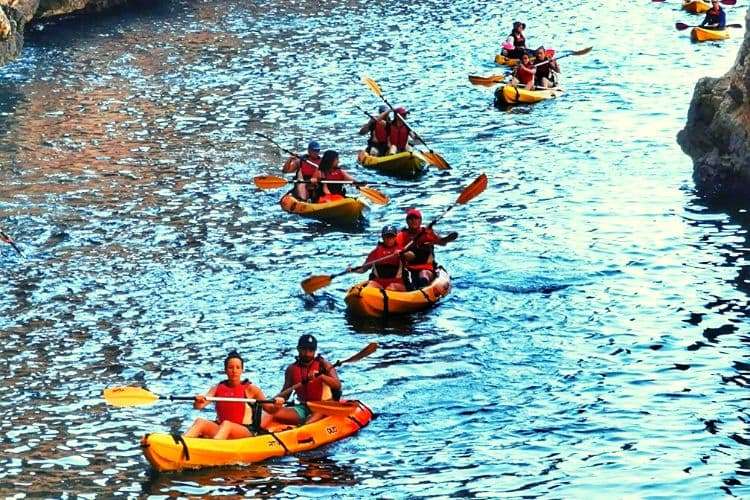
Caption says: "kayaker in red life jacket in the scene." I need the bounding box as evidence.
[358,105,391,157]
[396,209,458,290]
[183,351,275,439]
[533,46,560,89]
[502,21,528,59]
[700,0,726,29]
[269,335,341,425]
[388,107,414,155]
[511,53,536,90]
[349,225,407,291]
[317,150,356,203]
[282,140,322,202]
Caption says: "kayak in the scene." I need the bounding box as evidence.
[345,267,451,317]
[683,0,711,13]
[495,84,563,105]
[357,150,427,178]
[280,193,365,225]
[494,48,555,67]
[691,27,730,42]
[141,400,373,472]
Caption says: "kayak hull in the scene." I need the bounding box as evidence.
[683,0,711,13]
[494,48,555,67]
[495,84,563,105]
[280,193,365,225]
[691,27,730,42]
[141,400,373,472]
[345,268,451,317]
[357,150,427,178]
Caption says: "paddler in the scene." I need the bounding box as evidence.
[533,46,560,89]
[183,350,276,439]
[387,107,414,154]
[510,53,536,90]
[282,139,322,202]
[358,105,391,157]
[700,0,726,29]
[317,150,356,203]
[502,21,529,59]
[268,335,342,425]
[397,209,457,290]
[349,225,407,291]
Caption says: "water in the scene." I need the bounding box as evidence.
[1,0,749,496]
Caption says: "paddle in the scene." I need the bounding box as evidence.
[532,46,592,68]
[103,386,274,408]
[253,175,389,205]
[468,74,508,86]
[653,0,736,4]
[0,227,22,256]
[276,342,379,401]
[361,75,450,170]
[254,132,388,205]
[301,173,488,294]
[676,22,742,30]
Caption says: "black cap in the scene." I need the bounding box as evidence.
[382,225,398,237]
[297,334,317,351]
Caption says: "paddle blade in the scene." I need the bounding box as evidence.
[357,186,389,205]
[301,274,333,294]
[722,0,736,5]
[341,342,379,364]
[254,175,289,189]
[456,173,488,205]
[570,46,593,56]
[468,74,506,86]
[0,229,22,256]
[103,387,159,407]
[676,22,691,31]
[362,75,383,98]
[421,150,451,170]
[306,400,360,417]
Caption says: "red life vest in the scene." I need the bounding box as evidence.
[366,242,403,286]
[214,380,251,424]
[517,63,535,85]
[298,154,320,180]
[397,227,440,271]
[372,120,389,144]
[389,122,410,152]
[290,358,325,402]
[322,167,347,195]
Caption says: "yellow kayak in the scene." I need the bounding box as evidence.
[495,84,563,105]
[683,0,711,13]
[141,400,373,472]
[357,150,427,178]
[494,48,555,67]
[345,267,451,317]
[691,26,730,42]
[280,193,365,225]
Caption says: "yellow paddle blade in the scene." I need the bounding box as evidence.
[362,75,383,97]
[306,400,360,417]
[342,342,378,364]
[457,173,488,205]
[103,387,159,407]
[301,274,333,295]
[420,151,451,170]
[357,185,389,205]
[253,175,289,189]
[468,74,506,86]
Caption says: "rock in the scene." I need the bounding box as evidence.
[0,5,25,66]
[35,0,132,18]
[678,10,750,200]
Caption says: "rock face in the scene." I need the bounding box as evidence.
[678,9,750,200]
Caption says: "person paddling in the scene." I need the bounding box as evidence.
[533,46,560,89]
[317,150,356,203]
[269,335,342,425]
[396,209,457,289]
[502,21,529,59]
[388,107,414,154]
[350,225,407,291]
[511,53,536,90]
[359,105,391,156]
[282,140,322,201]
[183,350,274,440]
[700,0,726,29]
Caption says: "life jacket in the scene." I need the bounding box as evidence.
[705,7,723,25]
[367,243,403,285]
[290,357,325,402]
[397,227,440,271]
[512,31,526,49]
[516,63,535,85]
[370,119,389,145]
[297,154,320,180]
[321,167,347,195]
[214,379,252,424]
[389,122,410,152]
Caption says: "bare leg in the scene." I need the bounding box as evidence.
[213,421,253,440]
[184,418,220,438]
[306,412,326,424]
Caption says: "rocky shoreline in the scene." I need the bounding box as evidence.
[678,9,750,201]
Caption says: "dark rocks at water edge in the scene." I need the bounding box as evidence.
[0,0,135,66]
[678,8,750,201]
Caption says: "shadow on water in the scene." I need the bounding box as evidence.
[345,310,419,335]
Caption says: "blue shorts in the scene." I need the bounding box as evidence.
[292,404,311,422]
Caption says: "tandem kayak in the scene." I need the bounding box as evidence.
[494,48,555,67]
[494,84,563,105]
[357,150,427,178]
[345,267,451,317]
[691,27,730,42]
[141,400,373,472]
[683,0,711,13]
[280,193,366,225]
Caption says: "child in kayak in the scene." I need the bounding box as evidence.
[350,225,407,291]
[701,0,726,29]
[317,150,356,203]
[183,350,275,439]
[511,53,536,90]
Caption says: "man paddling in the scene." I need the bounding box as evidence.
[282,140,322,201]
[534,46,560,89]
[350,225,407,291]
[701,0,726,29]
[397,209,457,290]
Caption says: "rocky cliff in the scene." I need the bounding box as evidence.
[678,9,750,200]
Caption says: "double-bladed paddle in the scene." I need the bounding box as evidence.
[300,173,488,295]
[653,0,736,4]
[253,175,389,205]
[361,75,450,170]
[103,386,273,408]
[676,22,742,30]
[0,227,22,256]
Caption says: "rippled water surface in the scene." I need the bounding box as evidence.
[1,0,750,496]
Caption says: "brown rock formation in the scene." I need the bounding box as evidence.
[678,10,750,200]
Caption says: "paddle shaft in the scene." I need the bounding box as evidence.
[0,228,22,256]
[678,23,742,30]
[172,396,274,403]
[255,131,320,171]
[533,49,589,68]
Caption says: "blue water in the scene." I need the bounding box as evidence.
[1,0,749,496]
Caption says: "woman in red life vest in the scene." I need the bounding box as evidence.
[268,335,342,425]
[358,105,391,157]
[511,53,536,91]
[350,225,407,291]
[533,46,560,89]
[282,140,322,202]
[396,209,458,290]
[502,21,528,59]
[387,107,413,155]
[183,351,274,439]
[317,150,356,203]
